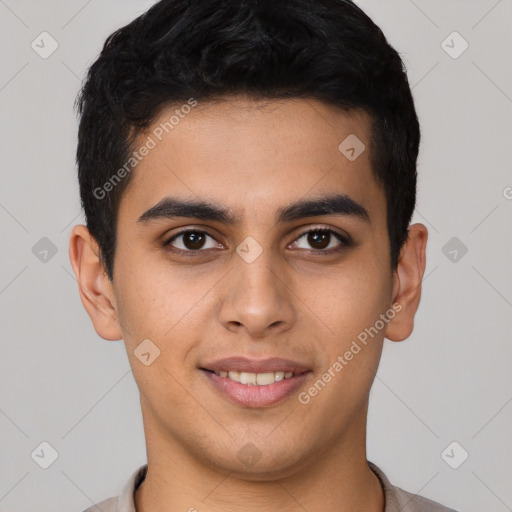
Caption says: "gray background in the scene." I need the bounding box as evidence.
[0,0,511,511]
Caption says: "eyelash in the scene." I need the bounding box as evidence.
[162,227,352,256]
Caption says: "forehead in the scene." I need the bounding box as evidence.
[118,96,385,226]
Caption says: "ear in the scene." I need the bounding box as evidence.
[69,224,123,341]
[385,223,428,342]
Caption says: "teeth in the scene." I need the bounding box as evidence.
[274,371,285,382]
[239,372,256,385]
[216,370,296,385]
[256,372,275,385]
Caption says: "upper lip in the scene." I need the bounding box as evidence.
[201,356,311,374]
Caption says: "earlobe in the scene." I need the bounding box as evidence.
[69,225,123,341]
[385,223,428,342]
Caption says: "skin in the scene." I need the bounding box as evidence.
[69,96,427,512]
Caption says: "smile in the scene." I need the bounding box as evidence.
[213,370,295,385]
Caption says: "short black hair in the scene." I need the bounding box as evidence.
[76,0,420,282]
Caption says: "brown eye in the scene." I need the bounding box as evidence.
[181,232,206,250]
[291,228,350,253]
[307,231,331,250]
[164,230,219,253]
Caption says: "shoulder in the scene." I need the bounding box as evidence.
[369,461,458,512]
[392,484,458,512]
[81,496,118,512]
[78,464,147,512]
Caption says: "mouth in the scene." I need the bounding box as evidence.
[202,368,297,385]
[199,356,312,407]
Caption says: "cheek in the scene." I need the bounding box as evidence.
[114,257,220,388]
[114,249,198,341]
[114,266,205,410]
[299,253,391,397]
[298,275,388,430]
[302,257,391,339]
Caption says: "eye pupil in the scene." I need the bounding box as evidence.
[308,230,330,250]
[184,232,205,250]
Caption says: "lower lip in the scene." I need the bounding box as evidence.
[201,370,311,408]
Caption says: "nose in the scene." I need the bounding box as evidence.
[218,247,295,339]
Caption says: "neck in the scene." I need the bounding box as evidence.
[135,402,384,512]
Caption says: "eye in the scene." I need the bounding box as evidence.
[163,229,221,254]
[163,226,351,257]
[290,228,350,253]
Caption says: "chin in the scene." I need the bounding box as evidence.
[197,438,314,481]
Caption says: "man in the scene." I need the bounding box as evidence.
[69,0,456,510]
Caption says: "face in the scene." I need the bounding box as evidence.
[71,96,426,480]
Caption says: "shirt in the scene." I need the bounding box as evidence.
[81,461,457,512]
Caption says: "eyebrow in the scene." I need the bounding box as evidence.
[136,193,370,225]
